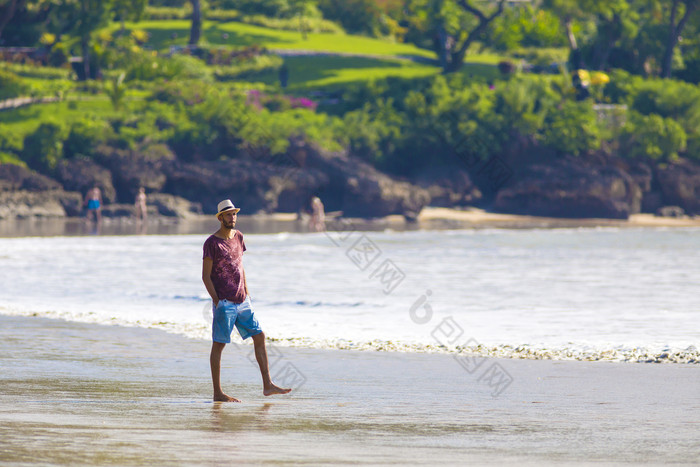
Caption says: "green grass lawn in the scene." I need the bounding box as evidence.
[271,56,437,90]
[102,19,505,91]
[0,97,121,141]
[112,20,436,59]
[278,56,504,91]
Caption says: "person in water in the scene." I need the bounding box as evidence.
[202,199,292,402]
[308,196,325,232]
[83,186,102,224]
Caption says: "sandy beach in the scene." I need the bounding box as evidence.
[1,314,699,466]
[1,207,699,239]
[416,207,700,229]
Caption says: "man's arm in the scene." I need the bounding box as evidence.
[202,257,219,306]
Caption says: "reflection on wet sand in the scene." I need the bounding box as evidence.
[210,402,273,433]
[2,315,700,465]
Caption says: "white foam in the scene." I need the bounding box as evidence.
[1,228,699,363]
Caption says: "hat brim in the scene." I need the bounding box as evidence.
[216,207,240,217]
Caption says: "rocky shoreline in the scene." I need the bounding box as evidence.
[1,140,699,222]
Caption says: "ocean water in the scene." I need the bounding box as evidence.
[1,227,698,363]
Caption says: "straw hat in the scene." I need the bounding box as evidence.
[216,199,240,217]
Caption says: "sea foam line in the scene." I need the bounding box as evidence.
[3,308,698,364]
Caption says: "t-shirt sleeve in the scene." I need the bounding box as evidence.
[203,237,215,260]
[239,231,247,252]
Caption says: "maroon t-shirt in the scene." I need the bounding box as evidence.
[203,231,248,303]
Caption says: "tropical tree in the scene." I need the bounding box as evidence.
[189,0,201,45]
[104,71,126,111]
[661,0,700,77]
[0,0,61,45]
[112,0,146,33]
[405,0,507,73]
[0,0,23,40]
[71,0,113,80]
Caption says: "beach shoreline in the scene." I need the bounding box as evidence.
[1,206,699,238]
[1,313,699,465]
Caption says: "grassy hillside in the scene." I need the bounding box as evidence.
[111,20,436,58]
[0,15,507,144]
[99,19,504,91]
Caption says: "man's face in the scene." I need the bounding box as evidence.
[219,211,237,229]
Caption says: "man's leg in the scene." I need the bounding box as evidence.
[251,332,291,396]
[210,342,240,402]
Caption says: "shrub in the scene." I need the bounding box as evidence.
[489,6,565,51]
[0,152,27,168]
[619,112,687,161]
[342,99,403,164]
[631,80,700,122]
[64,119,115,159]
[126,53,212,82]
[512,47,569,72]
[104,72,127,111]
[542,101,601,156]
[238,14,344,34]
[262,94,292,112]
[317,0,383,36]
[108,105,176,150]
[222,0,293,18]
[0,129,23,153]
[0,69,31,100]
[494,76,557,137]
[0,63,70,80]
[628,78,700,159]
[207,9,242,22]
[212,54,283,82]
[144,6,190,20]
[676,57,700,84]
[165,91,249,160]
[22,121,68,171]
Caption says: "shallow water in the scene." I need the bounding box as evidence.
[0,224,699,363]
[1,315,699,466]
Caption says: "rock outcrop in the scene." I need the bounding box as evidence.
[413,165,482,207]
[147,193,203,218]
[2,142,699,220]
[0,191,66,219]
[0,163,61,192]
[163,147,431,219]
[655,160,700,215]
[303,147,430,219]
[95,144,174,202]
[493,156,642,219]
[162,158,329,214]
[0,164,81,219]
[54,157,117,203]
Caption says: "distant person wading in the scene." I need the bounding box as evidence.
[83,186,102,224]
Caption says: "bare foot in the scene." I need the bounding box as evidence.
[214,392,241,402]
[263,384,292,396]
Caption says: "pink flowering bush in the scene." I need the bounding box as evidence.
[245,90,317,112]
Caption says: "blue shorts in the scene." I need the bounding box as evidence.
[87,200,100,210]
[212,296,262,343]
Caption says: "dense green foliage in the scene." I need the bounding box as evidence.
[0,69,31,100]
[22,121,67,171]
[1,0,699,182]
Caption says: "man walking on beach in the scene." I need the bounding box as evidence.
[202,199,291,402]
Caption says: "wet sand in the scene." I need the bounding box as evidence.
[1,314,699,465]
